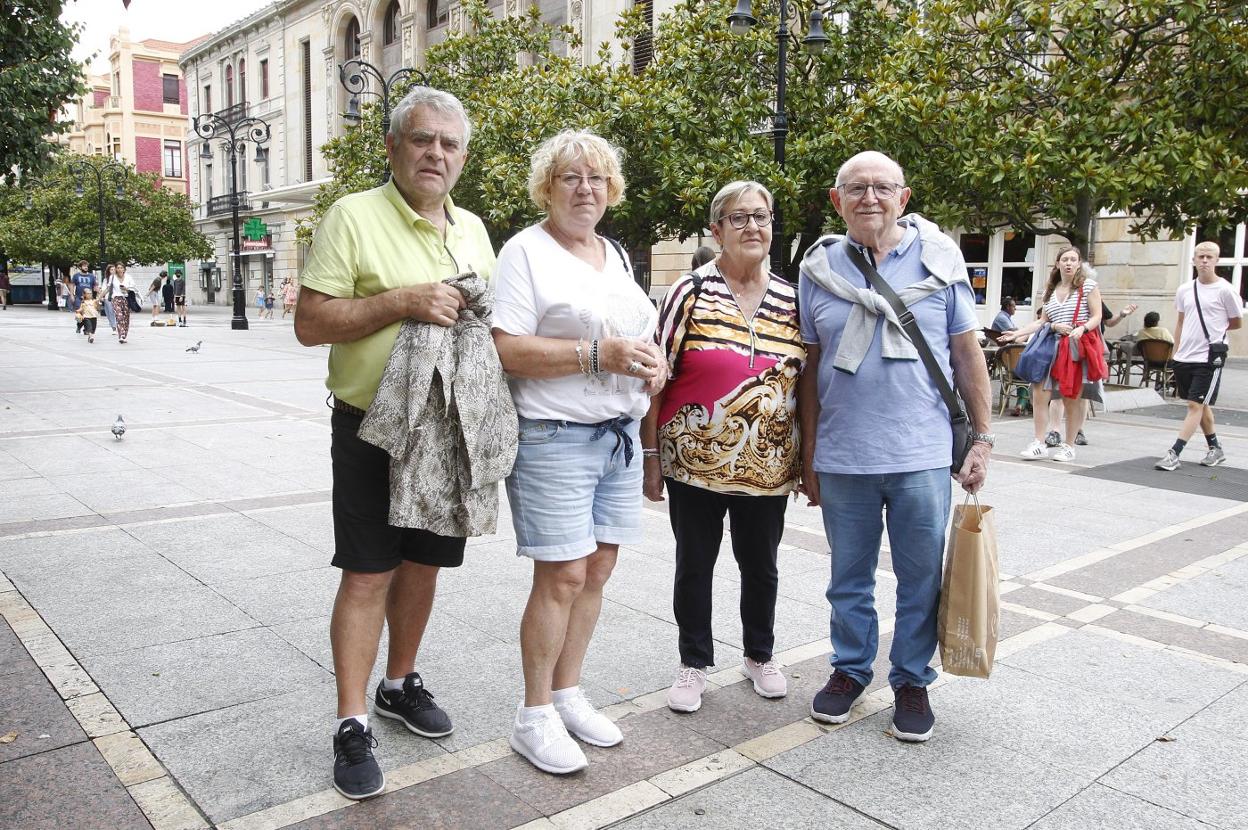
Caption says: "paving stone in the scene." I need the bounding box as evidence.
[1183,683,1248,742]
[0,653,86,762]
[0,741,153,830]
[1101,722,1248,829]
[999,607,1049,640]
[478,705,725,816]
[139,682,446,824]
[212,566,339,626]
[766,709,1086,830]
[614,766,886,829]
[81,627,329,726]
[1030,784,1214,830]
[1095,609,1248,665]
[0,615,30,676]
[1004,586,1095,616]
[239,503,337,554]
[999,627,1245,719]
[288,767,538,830]
[1139,555,1248,630]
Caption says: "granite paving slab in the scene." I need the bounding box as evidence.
[0,491,95,524]
[0,650,86,762]
[1002,586,1093,616]
[612,765,888,830]
[212,566,340,626]
[1095,609,1248,665]
[288,767,540,830]
[0,741,153,830]
[1138,554,1248,630]
[238,503,337,554]
[1123,403,1248,428]
[1183,683,1248,741]
[1031,783,1225,830]
[478,706,725,816]
[1073,456,1248,501]
[0,615,31,676]
[765,709,1086,830]
[81,627,330,727]
[138,682,446,824]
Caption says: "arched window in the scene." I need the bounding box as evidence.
[238,58,247,103]
[224,64,233,107]
[384,0,401,45]
[427,0,448,29]
[344,16,361,58]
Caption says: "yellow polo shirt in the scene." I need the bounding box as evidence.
[301,180,496,409]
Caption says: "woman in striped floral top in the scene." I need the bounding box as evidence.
[641,181,806,714]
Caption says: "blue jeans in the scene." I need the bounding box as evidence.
[818,469,950,689]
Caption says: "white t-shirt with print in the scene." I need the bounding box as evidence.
[492,223,658,423]
[1174,278,1243,363]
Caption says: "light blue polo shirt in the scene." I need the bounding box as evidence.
[799,225,978,475]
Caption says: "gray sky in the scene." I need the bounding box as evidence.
[63,0,274,75]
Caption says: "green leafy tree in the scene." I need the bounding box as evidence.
[860,0,1248,250]
[0,1,87,181]
[0,155,212,273]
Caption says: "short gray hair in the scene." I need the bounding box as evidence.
[709,181,773,226]
[388,86,472,145]
[834,151,905,187]
[527,129,626,210]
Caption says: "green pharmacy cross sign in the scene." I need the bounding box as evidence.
[243,218,269,241]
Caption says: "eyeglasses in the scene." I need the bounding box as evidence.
[718,209,774,229]
[838,181,904,200]
[556,173,608,190]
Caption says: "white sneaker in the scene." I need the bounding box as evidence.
[743,658,787,698]
[553,688,622,747]
[1051,443,1076,462]
[667,665,706,713]
[510,706,588,775]
[1019,440,1048,460]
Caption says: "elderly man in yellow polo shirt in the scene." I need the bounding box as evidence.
[294,86,495,801]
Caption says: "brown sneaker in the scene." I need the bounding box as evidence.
[743,658,787,698]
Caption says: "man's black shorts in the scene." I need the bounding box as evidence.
[1173,361,1223,406]
[330,409,466,572]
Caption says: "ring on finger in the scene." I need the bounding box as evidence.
[627,360,643,374]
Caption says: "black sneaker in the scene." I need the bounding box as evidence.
[1074,430,1088,446]
[332,720,385,800]
[811,670,865,724]
[891,684,935,742]
[374,672,453,737]
[1044,430,1061,447]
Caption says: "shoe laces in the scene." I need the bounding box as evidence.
[337,727,378,766]
[896,685,929,714]
[822,671,857,696]
[752,659,782,677]
[525,709,570,745]
[558,690,596,720]
[674,666,705,688]
[396,681,437,711]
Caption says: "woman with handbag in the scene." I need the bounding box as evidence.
[100,265,119,333]
[1000,246,1103,462]
[640,181,805,714]
[105,261,136,344]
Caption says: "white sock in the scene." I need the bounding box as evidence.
[551,686,580,705]
[518,703,556,724]
[335,714,367,731]
[381,676,406,692]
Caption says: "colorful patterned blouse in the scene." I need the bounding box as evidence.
[655,262,805,496]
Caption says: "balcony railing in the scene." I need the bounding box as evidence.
[214,101,249,125]
[206,192,250,217]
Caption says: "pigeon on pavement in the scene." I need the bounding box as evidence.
[111,415,126,440]
[186,341,203,353]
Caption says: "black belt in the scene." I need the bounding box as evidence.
[331,396,367,417]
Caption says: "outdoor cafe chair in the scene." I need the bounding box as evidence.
[1138,339,1175,396]
[995,343,1029,416]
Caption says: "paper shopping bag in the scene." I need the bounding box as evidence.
[937,495,1000,678]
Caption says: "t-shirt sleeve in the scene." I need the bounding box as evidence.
[1224,284,1244,319]
[799,274,819,344]
[655,275,693,351]
[491,237,539,336]
[947,282,978,335]
[299,203,359,299]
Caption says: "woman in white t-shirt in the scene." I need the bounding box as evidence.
[1000,246,1102,461]
[492,130,666,776]
[104,261,136,343]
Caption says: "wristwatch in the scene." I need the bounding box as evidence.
[970,431,995,447]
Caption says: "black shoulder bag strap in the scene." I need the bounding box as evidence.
[667,271,705,376]
[1191,278,1228,366]
[845,244,971,466]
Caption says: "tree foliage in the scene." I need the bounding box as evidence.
[861,0,1248,250]
[0,155,213,270]
[0,1,87,181]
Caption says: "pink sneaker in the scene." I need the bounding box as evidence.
[743,658,787,698]
[666,665,706,713]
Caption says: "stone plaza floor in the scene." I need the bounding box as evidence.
[2,302,1247,829]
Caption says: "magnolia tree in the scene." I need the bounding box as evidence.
[859,0,1248,249]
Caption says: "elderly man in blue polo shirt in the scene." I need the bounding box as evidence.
[797,150,993,742]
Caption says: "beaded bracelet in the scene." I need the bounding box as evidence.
[575,339,589,375]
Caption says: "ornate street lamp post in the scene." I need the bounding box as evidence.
[193,111,271,330]
[66,158,128,293]
[339,59,428,183]
[728,0,830,275]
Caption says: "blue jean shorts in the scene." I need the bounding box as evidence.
[505,416,643,562]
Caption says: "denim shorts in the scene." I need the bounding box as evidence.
[505,416,643,561]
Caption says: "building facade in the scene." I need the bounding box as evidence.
[59,28,206,195]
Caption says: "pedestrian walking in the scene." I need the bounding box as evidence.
[79,290,100,343]
[105,262,135,344]
[798,151,992,743]
[492,129,665,775]
[264,291,275,319]
[640,181,806,714]
[101,265,118,333]
[282,278,298,318]
[173,271,188,326]
[1000,246,1104,462]
[293,87,497,801]
[72,261,97,331]
[1155,240,1242,471]
[0,269,9,309]
[147,276,163,324]
[255,287,266,317]
[161,271,174,313]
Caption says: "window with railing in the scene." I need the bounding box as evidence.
[239,58,247,104]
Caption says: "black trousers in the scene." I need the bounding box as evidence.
[667,477,787,669]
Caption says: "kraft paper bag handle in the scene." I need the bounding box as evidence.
[961,492,984,530]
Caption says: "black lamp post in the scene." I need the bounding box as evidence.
[728,0,829,274]
[66,158,127,295]
[193,111,270,331]
[339,59,428,183]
